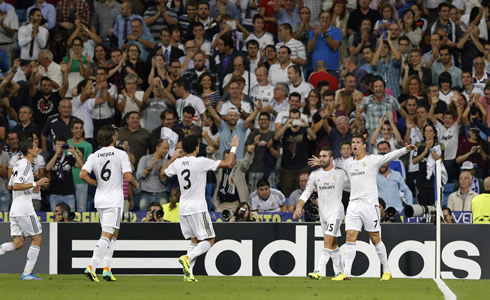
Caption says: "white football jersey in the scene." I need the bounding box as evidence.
[82,146,132,208]
[335,148,408,205]
[9,158,36,217]
[165,156,220,215]
[300,168,345,221]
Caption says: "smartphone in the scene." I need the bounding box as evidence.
[226,20,237,30]
[62,144,69,150]
[292,119,303,126]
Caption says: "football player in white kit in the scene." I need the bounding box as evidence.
[294,147,345,280]
[161,134,239,281]
[0,138,49,280]
[329,135,416,281]
[80,125,139,282]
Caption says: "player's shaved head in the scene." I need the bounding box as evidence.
[319,146,334,158]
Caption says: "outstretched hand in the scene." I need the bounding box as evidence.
[308,155,320,168]
[405,144,416,151]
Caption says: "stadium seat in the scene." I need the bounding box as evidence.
[16,9,26,24]
[442,183,454,207]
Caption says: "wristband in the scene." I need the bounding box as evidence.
[32,182,37,188]
[230,146,237,154]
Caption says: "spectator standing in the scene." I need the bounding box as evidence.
[276,23,307,65]
[142,78,173,131]
[68,118,92,212]
[0,6,18,66]
[12,106,42,139]
[122,19,155,62]
[56,0,90,29]
[346,0,381,36]
[431,45,462,89]
[377,159,413,213]
[269,46,294,86]
[90,0,121,48]
[369,113,403,155]
[117,74,146,117]
[113,2,151,48]
[41,99,74,151]
[46,136,84,211]
[287,65,313,102]
[144,0,178,41]
[174,78,205,122]
[18,8,49,61]
[448,171,479,211]
[62,37,91,98]
[371,36,402,98]
[274,0,302,33]
[118,111,151,166]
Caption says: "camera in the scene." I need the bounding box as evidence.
[151,209,164,221]
[222,209,234,221]
[382,206,398,222]
[304,192,319,222]
[62,144,69,150]
[238,207,247,218]
[404,204,436,218]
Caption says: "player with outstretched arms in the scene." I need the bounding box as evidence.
[0,138,49,280]
[80,125,139,282]
[294,147,345,280]
[312,135,415,281]
[161,134,239,282]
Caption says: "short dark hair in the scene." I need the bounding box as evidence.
[439,44,451,54]
[246,39,259,49]
[377,140,391,150]
[97,125,117,147]
[437,2,451,12]
[253,14,265,23]
[19,138,34,156]
[289,92,301,101]
[220,34,234,48]
[279,46,291,55]
[319,146,333,157]
[258,112,270,120]
[288,64,302,77]
[438,72,452,86]
[182,135,199,154]
[29,8,41,19]
[257,178,270,189]
[352,134,366,145]
[54,135,67,144]
[161,109,177,121]
[373,76,386,87]
[289,108,301,116]
[71,117,84,129]
[322,90,335,99]
[175,78,190,91]
[183,105,196,116]
[279,23,292,34]
[379,198,386,208]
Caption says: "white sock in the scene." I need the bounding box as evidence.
[0,242,15,255]
[343,242,357,277]
[89,237,110,272]
[23,245,40,275]
[331,247,344,275]
[102,238,117,271]
[187,240,212,261]
[316,248,332,274]
[187,243,197,277]
[374,241,390,273]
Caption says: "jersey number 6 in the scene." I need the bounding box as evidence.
[101,160,112,181]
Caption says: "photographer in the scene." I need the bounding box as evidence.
[229,202,259,222]
[54,202,76,222]
[143,201,164,222]
[302,192,319,222]
[379,198,401,223]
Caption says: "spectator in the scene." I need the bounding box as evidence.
[456,126,488,177]
[276,23,306,65]
[448,171,479,211]
[249,179,286,218]
[359,76,404,137]
[90,0,121,49]
[213,145,254,212]
[346,0,381,37]
[287,65,313,102]
[377,153,413,213]
[35,50,63,92]
[62,37,91,98]
[243,15,274,50]
[5,131,19,159]
[67,118,92,212]
[191,23,212,59]
[144,0,178,41]
[269,46,294,86]
[46,135,84,211]
[442,207,454,223]
[412,124,445,206]
[262,44,279,70]
[137,139,169,211]
[142,78,174,131]
[213,34,243,91]
[12,106,42,139]
[90,68,118,141]
[178,1,197,40]
[423,33,444,68]
[244,105,279,191]
[429,2,461,48]
[399,9,422,49]
[196,2,220,41]
[117,74,146,117]
[431,45,462,89]
[0,6,19,66]
[18,8,49,61]
[471,56,488,90]
[41,99,74,151]
[373,3,396,39]
[107,49,129,93]
[377,140,406,181]
[222,56,258,96]
[219,79,253,119]
[67,19,103,61]
[401,49,432,89]
[342,56,367,93]
[56,0,90,29]
[360,46,375,73]
[244,40,261,75]
[211,0,241,23]
[370,112,403,154]
[173,78,205,122]
[274,108,316,197]
[274,0,302,33]
[142,202,165,222]
[183,52,211,95]
[335,72,360,103]
[178,106,196,137]
[308,60,338,91]
[371,37,402,98]
[149,109,184,154]
[472,177,490,224]
[349,18,377,58]
[113,2,151,48]
[457,161,484,194]
[275,92,308,132]
[301,89,321,123]
[250,66,275,108]
[53,202,75,222]
[124,44,147,88]
[118,111,151,166]
[288,172,309,212]
[0,141,9,211]
[122,18,155,62]
[462,71,483,101]
[204,98,247,159]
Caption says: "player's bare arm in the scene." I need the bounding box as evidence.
[124,172,139,190]
[217,136,239,169]
[160,149,185,179]
[13,177,49,191]
[79,169,97,186]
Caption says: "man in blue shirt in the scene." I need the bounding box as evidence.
[307,11,342,78]
[113,2,151,48]
[26,0,56,30]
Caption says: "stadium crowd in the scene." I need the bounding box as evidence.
[0,0,489,222]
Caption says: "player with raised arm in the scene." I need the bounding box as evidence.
[294,147,346,280]
[161,134,239,282]
[80,125,139,282]
[0,138,49,280]
[324,135,416,281]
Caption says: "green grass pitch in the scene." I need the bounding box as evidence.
[0,275,488,299]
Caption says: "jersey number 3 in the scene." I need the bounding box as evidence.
[181,169,191,190]
[101,160,112,181]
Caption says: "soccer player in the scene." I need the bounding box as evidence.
[161,134,239,281]
[328,135,415,281]
[80,125,139,282]
[0,138,49,280]
[294,147,345,280]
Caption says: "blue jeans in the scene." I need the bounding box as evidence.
[49,194,76,212]
[206,183,216,212]
[0,190,10,211]
[139,192,168,211]
[74,183,88,212]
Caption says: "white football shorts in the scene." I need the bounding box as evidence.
[345,200,381,232]
[98,207,123,230]
[10,215,42,237]
[320,216,343,237]
[180,211,215,240]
